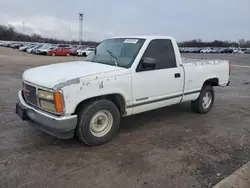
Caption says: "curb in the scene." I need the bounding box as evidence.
[212,161,250,188]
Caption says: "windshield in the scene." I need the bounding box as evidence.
[85,38,145,68]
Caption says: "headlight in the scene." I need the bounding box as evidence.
[40,100,56,112]
[38,90,63,113]
[38,90,54,100]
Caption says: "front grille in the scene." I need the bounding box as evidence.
[23,83,38,106]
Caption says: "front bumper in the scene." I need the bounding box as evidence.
[16,90,77,139]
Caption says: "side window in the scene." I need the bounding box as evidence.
[137,39,176,71]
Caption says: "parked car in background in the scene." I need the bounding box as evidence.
[2,42,12,47]
[193,48,202,53]
[10,42,21,48]
[12,43,24,49]
[183,48,194,53]
[245,49,250,54]
[36,45,55,55]
[27,44,43,53]
[210,48,219,53]
[233,49,245,54]
[213,48,222,53]
[221,48,234,53]
[20,44,37,52]
[77,47,95,56]
[241,48,248,52]
[9,43,17,48]
[188,48,197,53]
[6,42,14,47]
[31,45,44,54]
[19,45,28,51]
[69,47,83,56]
[47,47,71,56]
[201,48,213,53]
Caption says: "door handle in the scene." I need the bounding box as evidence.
[174,73,181,78]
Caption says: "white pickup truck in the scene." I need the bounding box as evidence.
[16,36,230,146]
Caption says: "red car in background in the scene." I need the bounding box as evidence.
[47,47,71,56]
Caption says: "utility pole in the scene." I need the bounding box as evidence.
[79,13,83,46]
[22,22,25,34]
[69,24,72,45]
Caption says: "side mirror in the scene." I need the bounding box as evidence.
[141,57,156,70]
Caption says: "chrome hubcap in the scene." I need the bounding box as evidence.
[202,92,212,109]
[89,110,113,137]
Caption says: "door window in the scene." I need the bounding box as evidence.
[137,39,176,72]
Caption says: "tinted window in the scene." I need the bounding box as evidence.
[138,39,176,71]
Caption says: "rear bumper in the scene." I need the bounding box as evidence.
[16,90,77,139]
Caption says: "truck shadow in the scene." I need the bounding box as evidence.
[26,102,194,148]
[120,102,193,133]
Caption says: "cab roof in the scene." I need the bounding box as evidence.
[109,35,175,41]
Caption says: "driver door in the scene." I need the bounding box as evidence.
[131,39,183,114]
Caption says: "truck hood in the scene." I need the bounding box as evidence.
[22,61,124,89]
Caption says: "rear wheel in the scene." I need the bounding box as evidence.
[191,85,214,114]
[76,100,120,146]
[52,53,56,56]
[66,53,70,56]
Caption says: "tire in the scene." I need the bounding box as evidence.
[191,85,214,114]
[82,52,86,57]
[66,53,70,56]
[76,99,120,146]
[52,53,56,56]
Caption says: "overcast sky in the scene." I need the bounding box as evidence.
[0,0,249,42]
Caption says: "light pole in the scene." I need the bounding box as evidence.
[79,13,83,46]
[69,24,72,45]
[22,22,25,34]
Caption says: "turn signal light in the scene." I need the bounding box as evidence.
[54,92,63,113]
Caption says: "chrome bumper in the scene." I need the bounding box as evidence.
[16,90,77,139]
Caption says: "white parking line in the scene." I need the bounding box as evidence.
[231,65,250,68]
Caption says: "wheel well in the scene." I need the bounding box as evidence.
[74,94,126,116]
[203,78,219,87]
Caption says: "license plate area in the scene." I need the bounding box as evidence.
[16,104,29,120]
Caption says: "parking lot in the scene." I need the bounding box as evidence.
[0,47,250,188]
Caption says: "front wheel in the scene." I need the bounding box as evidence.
[191,85,214,114]
[76,100,120,146]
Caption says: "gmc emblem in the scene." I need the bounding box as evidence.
[23,89,30,96]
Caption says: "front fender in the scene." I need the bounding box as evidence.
[61,74,132,115]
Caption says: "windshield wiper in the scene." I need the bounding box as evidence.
[106,49,118,66]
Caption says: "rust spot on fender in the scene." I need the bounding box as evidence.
[53,78,80,90]
[82,82,90,87]
[99,81,104,89]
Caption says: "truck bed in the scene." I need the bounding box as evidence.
[180,57,230,101]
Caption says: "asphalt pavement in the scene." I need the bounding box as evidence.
[0,48,250,188]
